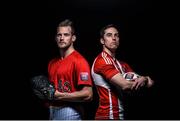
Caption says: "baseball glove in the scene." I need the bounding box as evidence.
[30,75,55,101]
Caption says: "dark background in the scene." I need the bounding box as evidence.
[1,0,179,120]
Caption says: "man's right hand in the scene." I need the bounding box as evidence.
[131,76,148,90]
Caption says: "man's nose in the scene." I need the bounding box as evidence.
[112,36,116,40]
[60,35,64,40]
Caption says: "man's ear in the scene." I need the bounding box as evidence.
[100,38,104,45]
[72,35,76,42]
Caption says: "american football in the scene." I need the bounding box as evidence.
[123,72,140,81]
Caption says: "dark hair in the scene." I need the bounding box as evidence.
[58,19,75,35]
[100,24,119,37]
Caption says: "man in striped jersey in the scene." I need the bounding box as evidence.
[91,24,154,120]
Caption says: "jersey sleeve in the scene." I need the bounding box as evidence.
[48,59,54,83]
[75,57,93,87]
[94,57,119,80]
[48,58,58,89]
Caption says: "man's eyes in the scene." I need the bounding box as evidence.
[64,33,71,36]
[106,33,112,36]
[57,33,71,37]
[106,33,119,37]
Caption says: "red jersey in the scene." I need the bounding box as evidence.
[91,51,133,120]
[48,50,92,93]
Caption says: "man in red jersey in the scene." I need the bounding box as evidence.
[48,19,93,120]
[91,24,154,120]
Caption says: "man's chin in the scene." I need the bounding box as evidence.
[111,46,118,50]
[58,45,66,48]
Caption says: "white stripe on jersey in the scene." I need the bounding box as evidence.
[102,52,112,64]
[116,60,125,75]
[91,57,110,88]
[110,58,119,71]
[118,99,124,119]
[108,89,114,119]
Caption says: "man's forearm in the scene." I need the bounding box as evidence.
[54,87,93,102]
